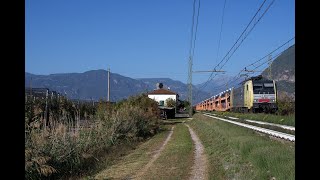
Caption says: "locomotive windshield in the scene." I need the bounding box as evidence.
[253,81,275,94]
[253,83,263,91]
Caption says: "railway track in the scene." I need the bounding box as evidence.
[209,113,295,131]
[201,113,295,142]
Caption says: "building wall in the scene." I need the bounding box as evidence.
[148,94,176,106]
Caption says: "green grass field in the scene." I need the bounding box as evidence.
[81,114,294,180]
[141,123,194,180]
[91,123,195,180]
[188,113,295,180]
[93,125,173,179]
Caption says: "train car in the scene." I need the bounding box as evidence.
[195,75,277,113]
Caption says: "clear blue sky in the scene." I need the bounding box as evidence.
[25,0,295,84]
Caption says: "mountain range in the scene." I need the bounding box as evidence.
[261,44,295,98]
[25,45,295,103]
[196,44,295,99]
[25,70,211,103]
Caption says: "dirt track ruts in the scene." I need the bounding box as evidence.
[134,126,175,179]
[185,124,208,180]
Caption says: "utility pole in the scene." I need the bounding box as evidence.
[188,56,193,118]
[107,67,110,102]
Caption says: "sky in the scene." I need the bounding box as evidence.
[25,0,295,85]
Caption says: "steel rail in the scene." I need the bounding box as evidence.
[202,113,295,142]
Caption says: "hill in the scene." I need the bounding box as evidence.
[25,70,148,101]
[196,44,295,99]
[195,74,244,96]
[25,70,210,103]
[138,78,210,103]
[261,44,295,98]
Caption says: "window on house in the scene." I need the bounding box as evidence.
[159,100,164,106]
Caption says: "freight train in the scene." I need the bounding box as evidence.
[195,75,277,113]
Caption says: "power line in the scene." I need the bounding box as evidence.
[191,0,201,58]
[193,69,225,73]
[245,37,294,69]
[228,40,294,87]
[197,0,275,92]
[219,0,276,69]
[188,0,201,116]
[215,0,268,69]
[219,39,294,90]
[188,0,197,117]
[215,0,227,65]
[188,0,197,57]
[194,37,294,104]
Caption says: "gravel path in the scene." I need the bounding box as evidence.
[185,124,208,180]
[134,126,175,179]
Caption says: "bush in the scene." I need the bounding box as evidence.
[165,98,176,108]
[25,94,161,179]
[277,94,295,115]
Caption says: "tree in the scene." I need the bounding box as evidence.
[277,92,295,115]
[165,98,176,108]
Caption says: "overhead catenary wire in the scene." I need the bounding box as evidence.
[221,37,295,89]
[197,0,275,93]
[188,0,198,58]
[215,0,269,68]
[191,0,201,58]
[188,0,201,115]
[218,0,276,69]
[197,50,288,99]
[194,37,295,103]
[215,0,227,65]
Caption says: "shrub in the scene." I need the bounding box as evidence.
[165,98,176,108]
[277,93,295,115]
[25,93,161,179]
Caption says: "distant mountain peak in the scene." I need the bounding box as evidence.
[25,71,210,103]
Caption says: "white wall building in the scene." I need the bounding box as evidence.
[147,88,177,107]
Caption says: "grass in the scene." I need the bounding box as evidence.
[92,123,195,180]
[187,113,295,180]
[25,94,162,179]
[206,114,295,135]
[93,125,173,179]
[140,123,194,180]
[66,140,142,180]
[204,111,295,127]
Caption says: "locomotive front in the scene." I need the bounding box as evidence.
[251,78,277,113]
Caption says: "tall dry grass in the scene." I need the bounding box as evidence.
[25,94,160,179]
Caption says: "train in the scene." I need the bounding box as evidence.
[195,75,278,113]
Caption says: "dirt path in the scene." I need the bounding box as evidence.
[94,126,175,179]
[133,126,175,179]
[185,124,208,180]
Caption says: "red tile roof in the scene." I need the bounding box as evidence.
[148,88,177,95]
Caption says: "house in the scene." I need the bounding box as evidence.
[147,88,177,106]
[147,83,178,119]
